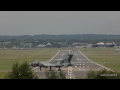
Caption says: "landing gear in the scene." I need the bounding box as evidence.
[58,66,61,71]
[40,66,41,71]
[49,66,52,71]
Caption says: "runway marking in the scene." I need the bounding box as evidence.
[49,50,60,61]
[52,58,62,60]
[75,64,79,65]
[77,58,87,60]
[78,50,114,72]
[60,50,72,52]
[32,66,39,70]
[67,66,75,79]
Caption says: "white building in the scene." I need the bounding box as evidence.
[37,44,46,48]
[96,42,105,46]
[46,42,52,46]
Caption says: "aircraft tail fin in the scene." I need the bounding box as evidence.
[56,54,73,66]
[63,54,73,63]
[68,54,73,63]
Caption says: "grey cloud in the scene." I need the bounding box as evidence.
[0,11,120,35]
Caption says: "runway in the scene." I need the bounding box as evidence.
[33,49,110,79]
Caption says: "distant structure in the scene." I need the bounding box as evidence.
[21,42,32,48]
[96,42,104,46]
[37,44,46,48]
[92,42,116,47]
[2,42,11,45]
[46,42,52,47]
[105,42,115,47]
[36,42,52,48]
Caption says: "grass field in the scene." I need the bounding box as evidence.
[0,72,7,79]
[0,48,59,71]
[79,48,120,72]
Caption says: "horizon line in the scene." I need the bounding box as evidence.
[0,34,120,36]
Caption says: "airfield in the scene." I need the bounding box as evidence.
[0,48,120,79]
[33,49,114,79]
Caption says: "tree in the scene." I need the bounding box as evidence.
[4,61,38,79]
[45,70,66,79]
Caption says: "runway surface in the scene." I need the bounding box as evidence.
[33,49,110,79]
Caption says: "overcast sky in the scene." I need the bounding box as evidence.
[0,11,120,35]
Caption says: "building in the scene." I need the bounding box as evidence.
[2,42,11,45]
[96,42,105,46]
[21,42,32,48]
[72,42,79,46]
[105,42,116,47]
[46,42,52,47]
[92,42,105,47]
[37,44,46,48]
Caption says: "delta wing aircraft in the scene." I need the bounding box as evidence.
[29,54,73,71]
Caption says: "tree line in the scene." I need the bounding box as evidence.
[1,34,120,40]
[0,34,120,48]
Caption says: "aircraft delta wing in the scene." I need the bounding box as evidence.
[39,54,73,71]
[29,54,73,71]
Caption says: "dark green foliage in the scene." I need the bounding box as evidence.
[86,69,120,79]
[1,34,120,48]
[1,34,120,40]
[45,70,66,79]
[4,61,38,79]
